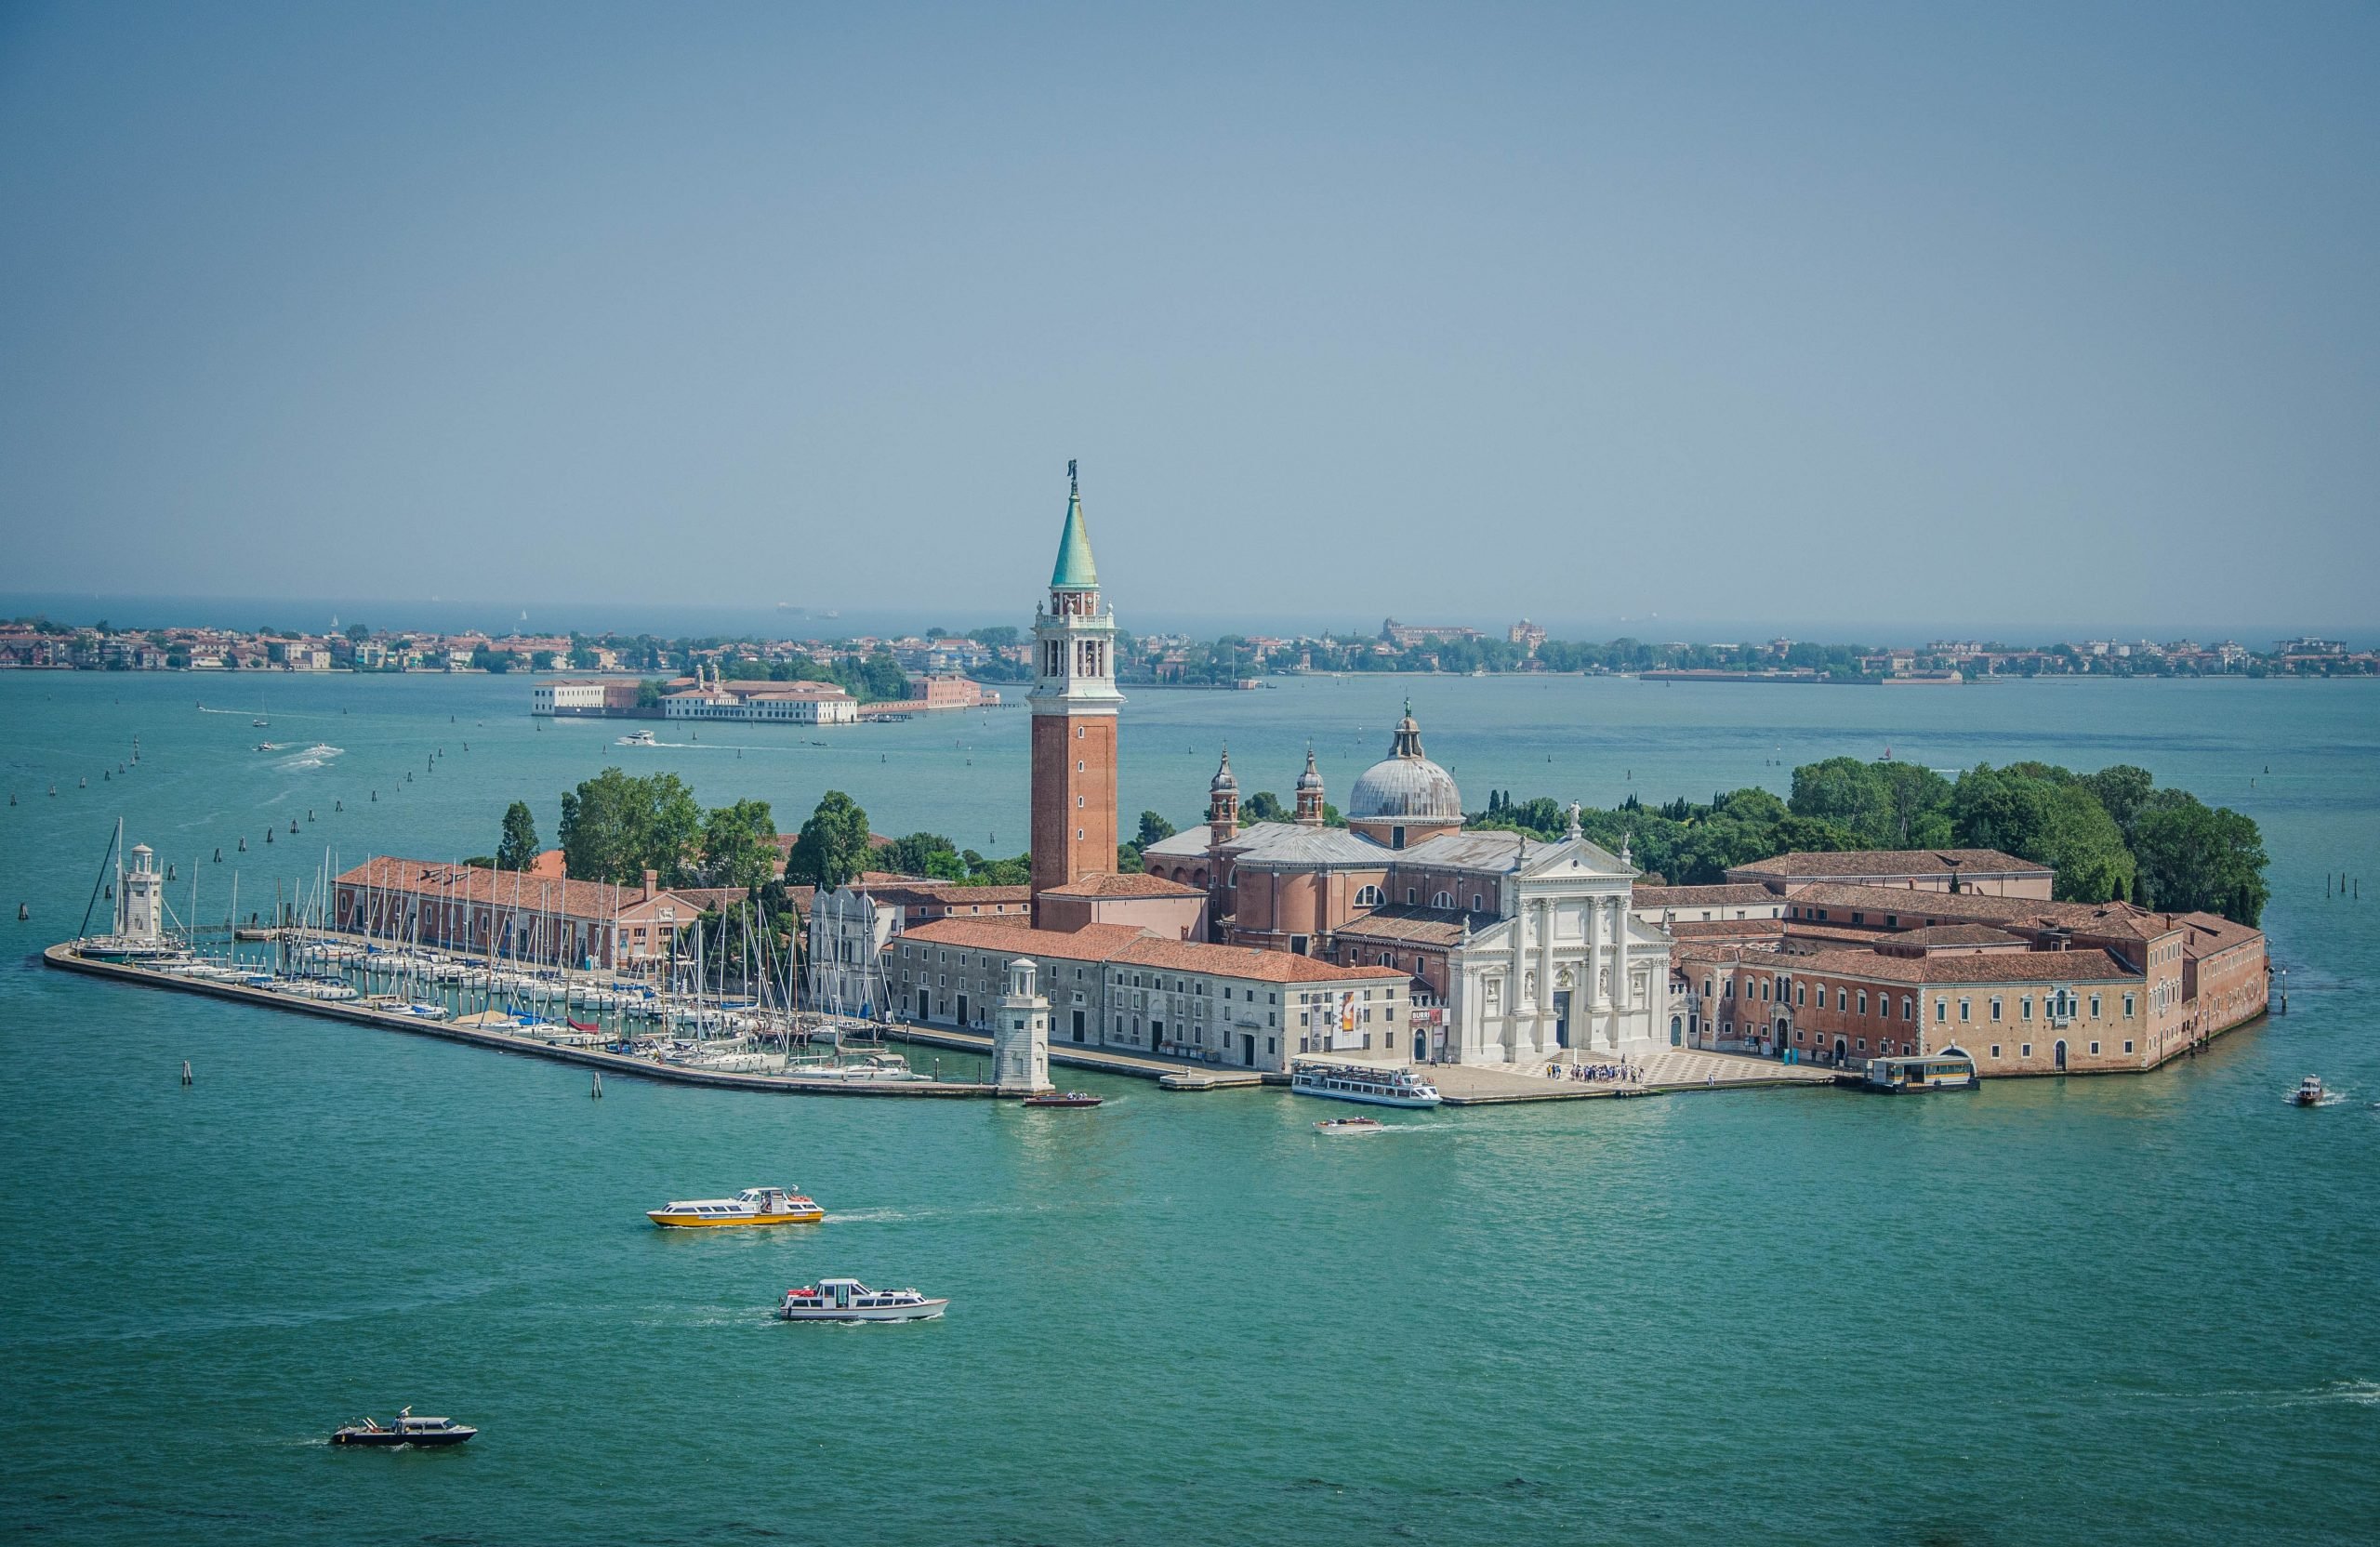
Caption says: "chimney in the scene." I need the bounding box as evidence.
[642,868,658,901]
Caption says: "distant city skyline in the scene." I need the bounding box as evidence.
[3,6,2374,626]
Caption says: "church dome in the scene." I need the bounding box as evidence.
[1347,710,1462,823]
[1210,747,1237,794]
[1295,748,1324,793]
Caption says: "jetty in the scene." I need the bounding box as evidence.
[42,945,1000,1098]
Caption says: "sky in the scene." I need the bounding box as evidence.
[1,1,2374,640]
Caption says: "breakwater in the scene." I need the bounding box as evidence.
[42,944,998,1097]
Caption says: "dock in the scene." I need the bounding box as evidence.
[41,945,1000,1097]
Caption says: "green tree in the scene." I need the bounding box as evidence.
[2133,797,2269,924]
[2083,764,2157,846]
[886,831,966,880]
[345,623,369,641]
[1136,811,1176,847]
[967,626,1020,648]
[557,769,704,884]
[787,791,873,890]
[1242,791,1288,824]
[496,800,539,871]
[701,799,780,889]
[635,679,665,708]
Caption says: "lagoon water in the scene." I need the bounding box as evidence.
[2,669,2375,1544]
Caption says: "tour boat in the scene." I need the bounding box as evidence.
[1859,1053,1980,1093]
[331,1408,476,1448]
[777,1279,947,1322]
[617,729,657,747]
[1316,1116,1386,1136]
[1289,1063,1443,1109]
[647,1186,824,1228]
[2291,1076,2325,1107]
[1021,1091,1103,1108]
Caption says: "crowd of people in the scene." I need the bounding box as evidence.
[1547,1060,1639,1084]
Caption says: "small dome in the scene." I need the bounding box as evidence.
[1295,748,1324,793]
[1210,748,1237,793]
[1347,708,1461,823]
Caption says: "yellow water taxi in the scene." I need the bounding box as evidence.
[647,1186,824,1228]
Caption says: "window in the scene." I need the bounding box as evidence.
[2123,994,2136,1017]
[2090,1041,2101,1055]
[1960,998,1971,1022]
[1901,997,1913,1021]
[1796,985,1805,1006]
[2123,1040,2134,1053]
[1355,885,1384,907]
[1935,998,1947,1022]
[1857,990,1868,1015]
[1990,998,2003,1022]
[2090,994,2102,1018]
[1856,1038,1867,1051]
[1435,891,1453,908]
[2021,1043,2032,1057]
[1406,888,1418,905]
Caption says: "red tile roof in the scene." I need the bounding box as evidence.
[334,856,697,921]
[1111,937,1403,985]
[1038,871,1204,899]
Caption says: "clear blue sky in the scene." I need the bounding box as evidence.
[2,2,2373,636]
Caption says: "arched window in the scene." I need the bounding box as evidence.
[1354,884,1385,907]
[1434,891,1453,909]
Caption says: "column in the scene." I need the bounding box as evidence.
[1507,905,1535,1064]
[1605,895,1628,1050]
[1581,895,1605,1050]
[1535,898,1556,1058]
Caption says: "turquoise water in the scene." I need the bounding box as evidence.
[3,670,2375,1544]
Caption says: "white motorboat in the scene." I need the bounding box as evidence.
[777,1279,946,1322]
[1290,1063,1442,1109]
[1316,1116,1386,1135]
[617,729,658,747]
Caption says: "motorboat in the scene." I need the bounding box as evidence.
[1289,1063,1442,1109]
[777,1279,946,1322]
[2291,1076,2326,1107]
[648,1186,824,1228]
[1315,1116,1386,1136]
[1022,1091,1103,1108]
[617,729,658,747]
[331,1408,476,1448]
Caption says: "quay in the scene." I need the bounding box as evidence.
[42,945,999,1098]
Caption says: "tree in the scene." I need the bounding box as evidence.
[1242,791,1287,824]
[968,626,1020,649]
[2134,797,2269,924]
[636,679,665,708]
[1136,811,1176,847]
[787,791,873,890]
[496,800,539,871]
[557,768,704,884]
[886,831,965,880]
[345,623,369,641]
[2083,764,2156,846]
[531,650,558,671]
[701,799,780,889]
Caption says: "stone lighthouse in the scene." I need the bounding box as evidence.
[1028,460,1124,921]
[120,842,165,944]
[992,956,1053,1095]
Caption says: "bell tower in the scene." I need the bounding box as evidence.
[1029,460,1124,919]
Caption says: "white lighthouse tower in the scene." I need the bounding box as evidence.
[993,957,1053,1095]
[120,842,165,944]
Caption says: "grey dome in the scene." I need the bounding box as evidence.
[1347,711,1461,822]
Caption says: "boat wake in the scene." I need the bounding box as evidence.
[274,743,345,771]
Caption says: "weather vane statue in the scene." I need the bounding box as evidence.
[1067,458,1078,495]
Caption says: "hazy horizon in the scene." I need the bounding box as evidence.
[4,5,2375,628]
[2,588,2368,653]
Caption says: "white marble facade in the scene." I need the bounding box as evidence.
[1444,829,1672,1064]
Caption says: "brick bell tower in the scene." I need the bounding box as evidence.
[1029,460,1123,921]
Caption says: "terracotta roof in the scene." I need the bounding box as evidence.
[1330,904,1497,948]
[1633,883,1778,907]
[898,919,1147,959]
[1733,849,2046,879]
[853,875,1034,906]
[1792,945,2135,985]
[1111,937,1403,985]
[1665,919,1788,942]
[1783,882,2174,935]
[1882,924,2029,948]
[334,856,699,921]
[1038,871,1204,899]
[2173,911,2262,957]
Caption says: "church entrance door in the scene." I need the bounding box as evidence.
[1552,990,1571,1049]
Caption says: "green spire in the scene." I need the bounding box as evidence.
[1051,459,1098,589]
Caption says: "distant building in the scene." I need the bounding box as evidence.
[663,681,858,724]
[332,858,706,971]
[1724,849,2052,898]
[1382,617,1484,648]
[1508,619,1547,654]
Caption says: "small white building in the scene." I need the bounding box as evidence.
[663,682,858,724]
[992,957,1053,1093]
[533,681,611,715]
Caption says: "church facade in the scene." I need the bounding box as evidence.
[1140,716,1674,1064]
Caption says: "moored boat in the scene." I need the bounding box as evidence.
[1289,1063,1442,1109]
[2291,1076,2325,1107]
[331,1408,476,1448]
[647,1186,824,1227]
[777,1279,946,1322]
